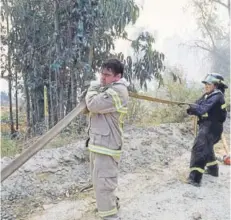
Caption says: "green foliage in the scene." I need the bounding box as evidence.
[120,32,165,89]
[1,0,165,135]
[1,137,18,157]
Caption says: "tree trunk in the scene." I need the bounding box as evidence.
[36,84,45,134]
[54,0,61,122]
[59,72,64,118]
[24,72,31,136]
[48,68,54,128]
[55,70,60,122]
[6,0,15,137]
[8,74,14,136]
[71,68,75,110]
[31,92,36,135]
[66,77,72,113]
[44,85,49,130]
[15,71,19,130]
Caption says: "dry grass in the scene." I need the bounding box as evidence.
[215,133,230,157]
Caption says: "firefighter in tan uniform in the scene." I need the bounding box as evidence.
[85,59,129,220]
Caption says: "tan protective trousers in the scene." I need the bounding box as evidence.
[90,152,119,218]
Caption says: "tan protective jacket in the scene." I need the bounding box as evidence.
[85,78,129,158]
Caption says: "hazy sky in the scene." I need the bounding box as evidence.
[135,0,197,48]
[1,78,8,92]
[114,0,211,80]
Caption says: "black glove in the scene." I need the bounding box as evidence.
[186,108,193,115]
[186,104,198,115]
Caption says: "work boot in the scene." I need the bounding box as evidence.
[103,214,121,220]
[95,197,120,213]
[187,171,202,187]
[205,166,219,177]
[187,178,201,187]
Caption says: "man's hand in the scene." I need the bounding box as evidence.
[186,104,198,115]
[79,89,88,102]
[89,81,101,91]
[186,108,193,115]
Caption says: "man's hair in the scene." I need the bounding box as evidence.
[102,59,124,77]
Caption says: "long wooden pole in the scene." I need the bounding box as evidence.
[129,92,193,105]
[1,101,87,182]
[1,92,192,183]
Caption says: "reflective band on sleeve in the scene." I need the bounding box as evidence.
[106,88,128,114]
[86,91,98,97]
[118,112,126,144]
[106,88,128,139]
[88,144,121,157]
[201,113,208,118]
[190,167,205,173]
[119,112,126,132]
[206,161,218,166]
[98,207,118,217]
[221,103,226,109]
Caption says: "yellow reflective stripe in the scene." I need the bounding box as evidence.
[86,91,98,96]
[119,113,125,129]
[206,161,218,166]
[119,112,126,137]
[202,113,208,117]
[44,86,48,116]
[190,167,205,173]
[106,88,128,113]
[88,144,121,157]
[213,78,225,84]
[98,207,118,217]
[221,103,226,109]
[117,108,128,114]
[106,88,121,110]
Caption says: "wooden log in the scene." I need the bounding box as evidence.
[1,101,87,182]
[129,92,192,105]
[1,92,193,182]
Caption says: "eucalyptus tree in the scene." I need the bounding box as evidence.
[1,0,16,136]
[1,0,165,135]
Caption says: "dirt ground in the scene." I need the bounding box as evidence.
[1,119,230,220]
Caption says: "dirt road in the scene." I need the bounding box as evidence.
[1,122,230,220]
[29,152,230,220]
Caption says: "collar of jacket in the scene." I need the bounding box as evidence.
[112,78,130,87]
[204,89,223,99]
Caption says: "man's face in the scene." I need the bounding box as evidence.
[204,83,216,94]
[100,68,121,86]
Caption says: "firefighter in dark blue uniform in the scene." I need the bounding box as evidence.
[186,73,228,187]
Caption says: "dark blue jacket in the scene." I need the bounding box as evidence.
[188,90,227,123]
